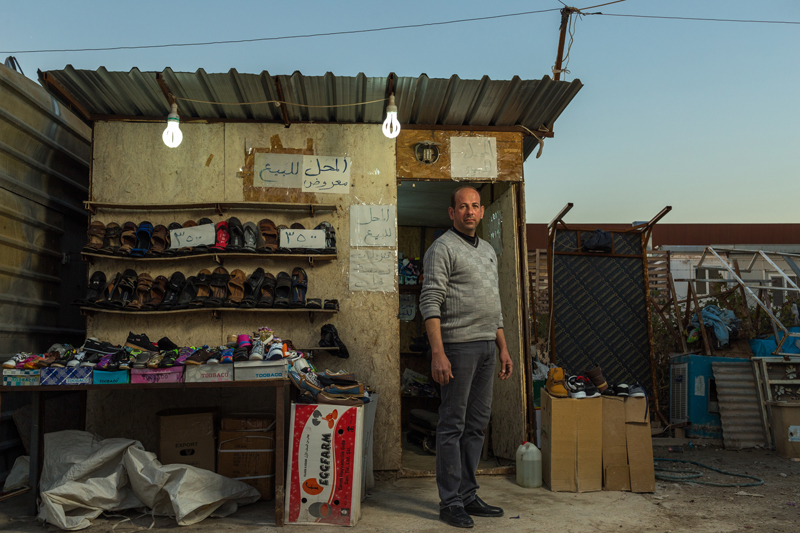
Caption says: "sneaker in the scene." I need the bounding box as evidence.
[545,367,568,398]
[233,347,249,362]
[565,375,586,399]
[117,350,134,370]
[125,332,157,352]
[80,353,102,368]
[23,356,44,370]
[147,352,165,368]
[174,347,195,365]
[132,351,152,369]
[237,334,252,349]
[4,352,32,369]
[66,351,87,368]
[615,383,630,397]
[156,336,178,352]
[266,343,284,361]
[95,353,117,371]
[249,340,265,361]
[160,349,179,367]
[185,347,211,365]
[601,383,617,396]
[579,375,601,398]
[628,383,646,398]
[220,348,234,364]
[585,365,609,392]
[257,327,274,344]
[206,348,221,365]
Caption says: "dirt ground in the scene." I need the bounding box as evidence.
[1,445,798,532]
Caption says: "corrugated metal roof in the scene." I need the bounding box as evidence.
[41,67,583,160]
[712,361,768,449]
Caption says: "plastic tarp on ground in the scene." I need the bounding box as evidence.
[37,431,260,530]
[749,327,800,358]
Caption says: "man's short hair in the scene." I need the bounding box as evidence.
[450,185,481,209]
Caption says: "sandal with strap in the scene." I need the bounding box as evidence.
[127,273,154,310]
[256,272,277,308]
[83,221,106,253]
[95,272,121,307]
[76,271,106,306]
[116,221,138,256]
[277,225,290,253]
[257,219,278,253]
[164,222,182,256]
[289,267,308,308]
[240,268,265,308]
[142,275,167,310]
[191,269,212,307]
[193,218,214,255]
[107,269,137,308]
[315,221,337,254]
[148,225,170,256]
[177,220,198,255]
[210,220,229,252]
[204,266,230,307]
[173,276,199,310]
[287,222,305,253]
[225,269,247,307]
[242,222,258,253]
[273,271,292,308]
[159,271,186,310]
[227,217,244,252]
[98,222,121,255]
[130,221,153,258]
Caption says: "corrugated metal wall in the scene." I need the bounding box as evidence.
[0,63,90,480]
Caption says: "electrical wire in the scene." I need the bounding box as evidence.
[591,13,800,25]
[654,458,764,487]
[0,8,560,55]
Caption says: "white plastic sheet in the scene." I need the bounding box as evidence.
[2,455,29,492]
[37,430,260,530]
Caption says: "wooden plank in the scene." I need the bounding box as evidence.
[668,273,689,353]
[81,252,337,263]
[396,130,523,182]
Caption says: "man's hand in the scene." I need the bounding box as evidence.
[431,352,454,385]
[498,349,513,380]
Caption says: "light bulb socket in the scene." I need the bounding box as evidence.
[386,93,397,114]
[167,102,180,121]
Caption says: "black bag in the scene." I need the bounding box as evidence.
[582,229,613,253]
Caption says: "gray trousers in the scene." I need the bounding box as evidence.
[436,340,495,509]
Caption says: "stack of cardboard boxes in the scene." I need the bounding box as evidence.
[541,391,655,493]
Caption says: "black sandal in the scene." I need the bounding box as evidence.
[273,271,292,308]
[227,217,244,252]
[76,271,106,306]
[173,276,199,310]
[256,272,277,308]
[159,272,186,310]
[289,267,308,308]
[108,269,137,308]
[240,268,266,308]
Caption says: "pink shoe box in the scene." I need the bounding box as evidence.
[131,366,184,384]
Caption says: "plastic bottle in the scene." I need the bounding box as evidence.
[515,442,542,488]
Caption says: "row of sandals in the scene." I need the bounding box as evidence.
[74,267,339,311]
[82,218,336,257]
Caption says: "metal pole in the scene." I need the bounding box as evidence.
[553,8,571,81]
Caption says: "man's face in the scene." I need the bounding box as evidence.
[449,188,484,236]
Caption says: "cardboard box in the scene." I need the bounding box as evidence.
[2,369,39,386]
[234,360,286,381]
[40,367,92,386]
[218,427,276,500]
[158,408,216,471]
[766,401,800,459]
[131,366,183,384]
[93,370,128,385]
[221,415,275,431]
[286,403,364,526]
[625,397,655,493]
[185,365,233,383]
[602,396,629,491]
[541,390,603,492]
[360,393,378,501]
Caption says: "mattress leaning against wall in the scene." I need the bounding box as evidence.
[0,61,90,481]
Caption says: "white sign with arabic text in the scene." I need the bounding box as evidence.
[350,205,396,247]
[349,249,396,292]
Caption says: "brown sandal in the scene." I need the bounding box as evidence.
[142,275,167,310]
[98,222,120,255]
[225,269,247,307]
[148,225,170,256]
[177,220,198,255]
[256,272,277,308]
[117,221,138,256]
[127,273,154,310]
[191,269,212,307]
[83,221,106,253]
[257,219,278,253]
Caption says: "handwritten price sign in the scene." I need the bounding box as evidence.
[279,229,326,250]
[349,249,396,292]
[350,205,396,247]
[169,223,215,250]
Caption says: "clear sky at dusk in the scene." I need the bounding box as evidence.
[3,1,798,224]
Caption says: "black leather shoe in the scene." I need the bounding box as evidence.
[439,505,474,528]
[464,496,504,517]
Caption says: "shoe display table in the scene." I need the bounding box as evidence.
[0,380,290,526]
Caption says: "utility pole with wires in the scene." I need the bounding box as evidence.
[553,7,575,81]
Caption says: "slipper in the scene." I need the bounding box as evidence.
[115,221,138,256]
[273,271,292,308]
[227,217,243,252]
[76,271,106,306]
[242,222,258,253]
[159,271,186,310]
[240,268,265,308]
[306,298,322,309]
[82,221,106,253]
[210,220,229,252]
[191,269,212,307]
[130,221,153,257]
[204,266,230,307]
[257,219,278,253]
[315,221,337,254]
[142,275,167,310]
[193,218,214,255]
[108,269,137,308]
[177,220,198,255]
[225,269,247,307]
[289,267,308,308]
[276,225,290,253]
[98,222,121,255]
[256,272,277,308]
[148,225,170,256]
[323,299,339,311]
[127,273,154,310]
[173,276,200,310]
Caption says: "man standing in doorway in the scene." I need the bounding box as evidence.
[419,185,513,529]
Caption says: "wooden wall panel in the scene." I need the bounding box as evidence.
[396,130,523,182]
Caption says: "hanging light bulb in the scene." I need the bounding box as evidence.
[162,103,183,148]
[382,93,400,139]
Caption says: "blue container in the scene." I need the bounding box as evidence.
[93,370,129,384]
[669,354,743,439]
[40,367,92,386]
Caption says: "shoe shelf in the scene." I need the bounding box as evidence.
[80,306,337,322]
[399,285,422,295]
[84,201,337,216]
[0,380,288,393]
[81,251,337,265]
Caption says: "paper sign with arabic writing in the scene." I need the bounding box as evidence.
[349,249,396,292]
[301,156,351,194]
[254,153,303,188]
[279,229,326,249]
[450,137,497,179]
[399,294,417,321]
[350,205,396,247]
[169,223,215,249]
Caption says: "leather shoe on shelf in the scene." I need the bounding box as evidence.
[439,505,474,528]
[463,496,504,517]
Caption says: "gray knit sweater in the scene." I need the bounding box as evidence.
[419,229,503,343]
